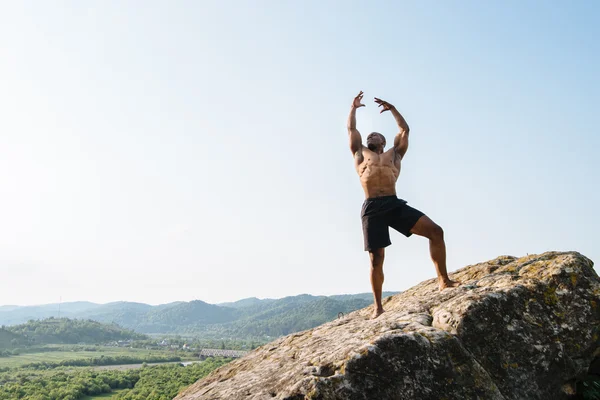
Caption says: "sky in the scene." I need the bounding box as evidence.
[0,1,598,306]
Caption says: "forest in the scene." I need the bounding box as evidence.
[0,358,230,400]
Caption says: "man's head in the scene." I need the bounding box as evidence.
[367,132,386,153]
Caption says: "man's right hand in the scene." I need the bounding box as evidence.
[352,91,365,108]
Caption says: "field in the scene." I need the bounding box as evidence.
[0,346,192,368]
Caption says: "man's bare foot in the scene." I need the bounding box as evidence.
[439,279,460,291]
[371,307,385,319]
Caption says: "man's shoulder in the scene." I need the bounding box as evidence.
[382,147,401,160]
[354,145,370,160]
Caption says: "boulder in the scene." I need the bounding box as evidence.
[175,252,600,400]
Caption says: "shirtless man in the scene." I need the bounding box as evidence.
[348,91,459,319]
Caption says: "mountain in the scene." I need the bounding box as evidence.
[0,305,66,325]
[216,297,373,337]
[76,301,154,328]
[218,292,397,310]
[0,305,20,312]
[171,294,398,338]
[0,301,103,325]
[218,297,277,309]
[51,301,102,314]
[327,292,398,302]
[135,300,238,333]
[0,293,399,338]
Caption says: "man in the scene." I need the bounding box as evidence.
[347,91,459,319]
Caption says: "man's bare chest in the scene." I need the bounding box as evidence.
[358,152,401,177]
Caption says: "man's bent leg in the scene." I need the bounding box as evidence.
[369,248,385,319]
[410,215,459,290]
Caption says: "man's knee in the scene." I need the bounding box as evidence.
[430,224,444,241]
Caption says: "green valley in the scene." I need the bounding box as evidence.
[0,293,396,399]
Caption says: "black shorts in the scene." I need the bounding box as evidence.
[361,195,425,251]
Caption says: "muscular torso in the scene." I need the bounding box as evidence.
[355,148,401,198]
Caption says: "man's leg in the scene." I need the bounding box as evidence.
[369,248,385,319]
[410,215,459,290]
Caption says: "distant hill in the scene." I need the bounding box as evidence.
[0,301,102,325]
[218,292,397,309]
[2,318,147,347]
[0,305,20,312]
[134,300,238,333]
[327,292,397,302]
[218,297,277,309]
[0,292,400,338]
[76,301,154,329]
[214,296,374,337]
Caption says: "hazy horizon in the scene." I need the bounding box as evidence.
[1,2,598,306]
[0,290,401,308]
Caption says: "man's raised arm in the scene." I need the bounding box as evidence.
[374,97,410,159]
[348,91,365,156]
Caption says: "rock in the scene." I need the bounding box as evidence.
[175,252,600,400]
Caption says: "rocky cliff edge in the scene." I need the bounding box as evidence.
[176,251,600,400]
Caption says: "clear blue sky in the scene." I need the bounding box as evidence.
[0,1,598,306]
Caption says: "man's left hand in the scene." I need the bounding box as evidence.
[374,97,395,114]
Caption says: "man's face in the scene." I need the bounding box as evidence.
[367,133,386,152]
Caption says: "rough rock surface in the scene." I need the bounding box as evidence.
[176,252,600,400]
